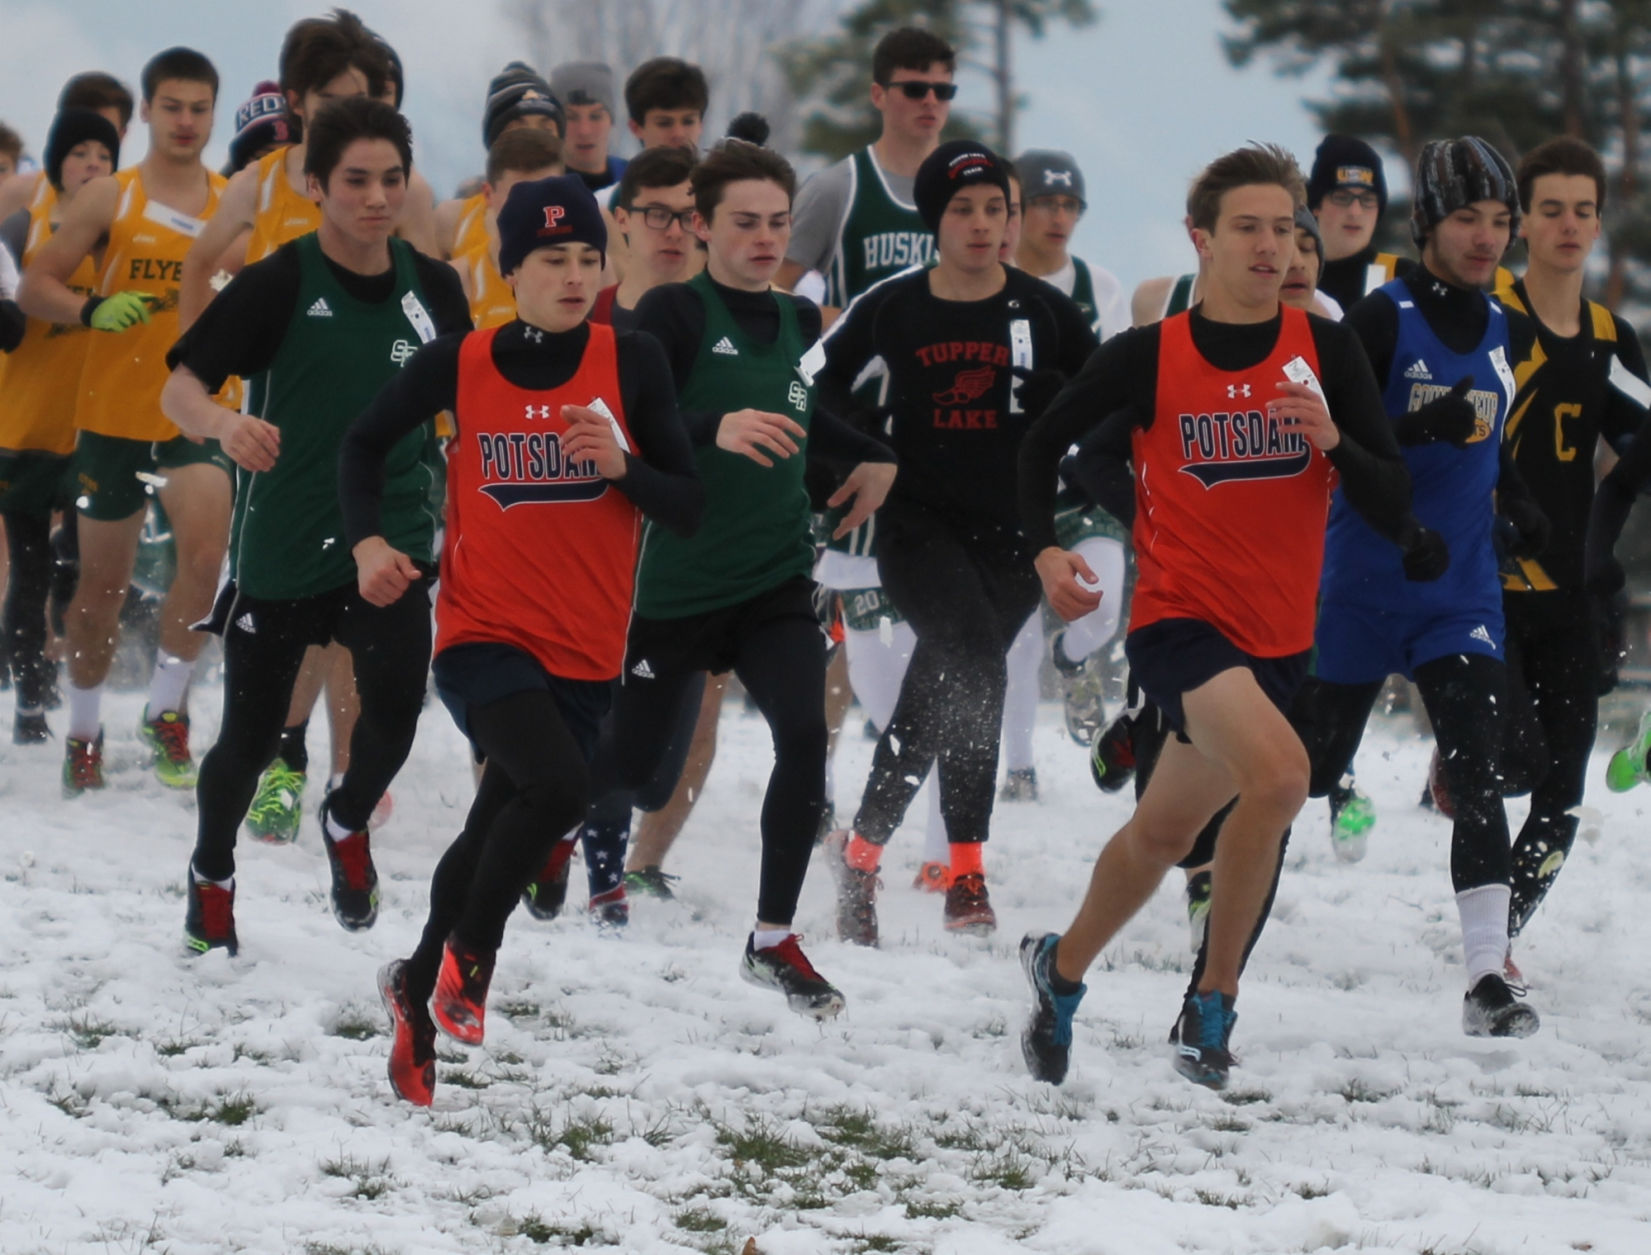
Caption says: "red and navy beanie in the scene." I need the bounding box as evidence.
[496,173,607,275]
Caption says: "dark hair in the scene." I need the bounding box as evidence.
[617,145,697,207]
[691,141,794,222]
[1186,142,1305,232]
[141,48,219,103]
[58,72,135,128]
[485,127,563,185]
[302,96,412,189]
[279,9,388,104]
[1516,135,1608,215]
[0,123,21,165]
[624,57,708,125]
[872,27,956,83]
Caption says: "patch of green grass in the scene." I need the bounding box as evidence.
[1222,1088,1272,1106]
[443,1069,490,1090]
[905,1197,962,1220]
[61,1012,120,1049]
[675,1206,726,1233]
[303,1244,396,1255]
[1339,1078,1395,1104]
[155,1038,201,1057]
[46,1087,89,1118]
[495,998,540,1020]
[514,1214,608,1246]
[161,1090,258,1126]
[715,1115,812,1172]
[521,1106,615,1161]
[970,1148,1038,1191]
[330,1007,381,1040]
[851,1237,903,1253]
[1293,1179,1332,1200]
[815,1105,917,1160]
[321,1154,396,1200]
[1193,1188,1244,1209]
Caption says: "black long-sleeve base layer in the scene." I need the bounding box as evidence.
[853,503,1041,846]
[586,583,827,925]
[191,578,431,882]
[1501,593,1598,935]
[404,687,598,1005]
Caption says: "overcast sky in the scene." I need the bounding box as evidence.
[1,0,1341,290]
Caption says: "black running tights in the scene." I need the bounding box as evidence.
[405,688,594,1003]
[3,510,55,709]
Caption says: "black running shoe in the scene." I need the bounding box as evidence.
[740,933,845,1019]
[1462,973,1540,1038]
[184,872,238,957]
[1089,713,1136,793]
[522,838,574,921]
[1173,989,1237,1089]
[320,795,379,931]
[1019,932,1086,1084]
[14,710,49,745]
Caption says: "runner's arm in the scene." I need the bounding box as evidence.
[178,164,257,329]
[608,330,703,536]
[1313,318,1414,542]
[15,175,119,324]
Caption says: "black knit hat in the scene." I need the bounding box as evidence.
[913,139,1013,235]
[1293,203,1324,263]
[484,62,563,148]
[496,173,607,276]
[226,81,291,174]
[1307,134,1387,215]
[1409,135,1520,247]
[45,108,121,192]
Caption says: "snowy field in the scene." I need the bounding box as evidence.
[3,687,1650,1255]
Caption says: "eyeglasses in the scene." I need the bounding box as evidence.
[1327,188,1379,210]
[881,79,958,102]
[628,205,697,231]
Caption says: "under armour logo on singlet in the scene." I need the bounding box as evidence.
[524,404,552,419]
[1227,384,1251,398]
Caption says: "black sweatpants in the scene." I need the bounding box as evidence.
[855,504,1040,846]
[192,578,432,882]
[406,674,606,1003]
[1500,593,1598,935]
[587,577,826,925]
[3,511,57,710]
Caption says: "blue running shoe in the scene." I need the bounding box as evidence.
[1174,989,1237,1089]
[1019,932,1087,1083]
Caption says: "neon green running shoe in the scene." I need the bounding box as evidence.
[1606,708,1651,793]
[139,709,197,789]
[1329,777,1375,863]
[247,758,307,844]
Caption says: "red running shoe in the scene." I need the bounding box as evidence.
[943,872,997,935]
[379,960,437,1106]
[431,938,495,1045]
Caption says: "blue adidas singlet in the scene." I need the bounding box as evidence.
[1320,276,1515,622]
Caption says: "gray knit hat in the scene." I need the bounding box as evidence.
[1410,136,1519,247]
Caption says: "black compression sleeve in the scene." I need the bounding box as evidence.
[166,246,301,387]
[807,404,895,467]
[608,331,703,536]
[814,285,883,425]
[1067,407,1139,528]
[1018,326,1156,551]
[339,334,463,547]
[0,209,27,266]
[1343,290,1399,389]
[1312,319,1413,540]
[634,283,722,444]
[0,300,23,352]
[1602,315,1651,452]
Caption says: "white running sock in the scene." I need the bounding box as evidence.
[67,681,104,742]
[1456,882,1512,987]
[190,863,233,890]
[751,927,791,951]
[147,650,195,716]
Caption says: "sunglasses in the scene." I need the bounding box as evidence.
[882,79,958,102]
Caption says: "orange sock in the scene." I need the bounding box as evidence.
[949,842,984,878]
[845,832,883,873]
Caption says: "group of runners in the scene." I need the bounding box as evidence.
[3,13,1650,1103]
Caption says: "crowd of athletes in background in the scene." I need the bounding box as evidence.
[5,10,1651,1102]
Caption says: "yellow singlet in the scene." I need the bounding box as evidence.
[244,147,321,263]
[76,166,226,441]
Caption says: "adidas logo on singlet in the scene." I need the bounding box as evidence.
[307,297,333,318]
[235,613,256,635]
[631,659,656,679]
[711,336,739,356]
[1403,358,1432,381]
[1470,624,1496,648]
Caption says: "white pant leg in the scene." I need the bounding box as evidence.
[1057,537,1127,662]
[1001,611,1043,772]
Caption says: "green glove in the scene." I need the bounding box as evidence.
[87,291,157,332]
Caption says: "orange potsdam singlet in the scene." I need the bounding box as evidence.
[0,182,98,456]
[1129,304,1336,657]
[77,166,225,441]
[243,146,322,264]
[437,322,642,681]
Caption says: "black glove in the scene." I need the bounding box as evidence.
[1393,376,1477,447]
[1497,496,1551,560]
[1010,366,1068,423]
[0,298,25,353]
[1593,588,1628,696]
[1399,523,1450,582]
[1583,529,1627,598]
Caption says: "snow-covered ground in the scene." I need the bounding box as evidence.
[3,687,1650,1254]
